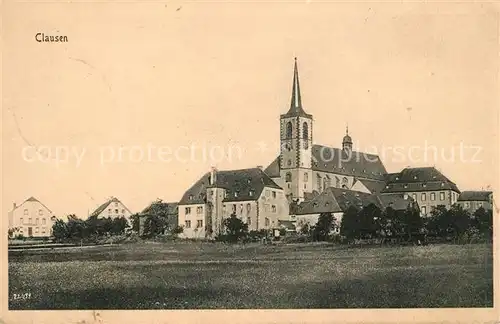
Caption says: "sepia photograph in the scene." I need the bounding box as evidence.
[2,0,498,321]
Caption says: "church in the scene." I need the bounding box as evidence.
[177,58,459,238]
[264,58,388,203]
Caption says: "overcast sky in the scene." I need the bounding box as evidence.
[3,1,498,218]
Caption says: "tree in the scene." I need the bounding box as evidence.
[52,218,69,242]
[402,205,423,241]
[140,200,175,237]
[472,207,492,237]
[130,213,141,232]
[111,217,128,235]
[340,206,360,241]
[221,213,248,243]
[358,204,381,239]
[312,212,335,241]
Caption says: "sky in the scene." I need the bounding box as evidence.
[2,1,499,219]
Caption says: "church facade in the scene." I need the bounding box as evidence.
[264,58,388,203]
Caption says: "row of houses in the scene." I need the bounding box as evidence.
[7,59,495,239]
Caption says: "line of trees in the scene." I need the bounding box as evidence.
[52,215,129,242]
[305,204,492,244]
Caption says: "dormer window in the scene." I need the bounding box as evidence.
[189,195,194,200]
[396,176,399,180]
[404,184,408,188]
[441,182,445,187]
[249,191,253,197]
[234,192,238,198]
[413,175,418,180]
[422,183,427,188]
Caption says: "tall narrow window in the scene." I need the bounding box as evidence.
[317,174,322,192]
[421,193,426,201]
[302,122,309,149]
[440,192,445,201]
[285,172,292,182]
[304,172,308,182]
[286,121,293,139]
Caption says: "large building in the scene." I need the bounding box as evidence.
[381,167,460,216]
[264,58,387,203]
[89,197,133,221]
[456,191,493,213]
[8,197,56,238]
[178,167,289,239]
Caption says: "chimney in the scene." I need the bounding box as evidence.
[257,165,263,170]
[13,202,17,210]
[210,167,217,185]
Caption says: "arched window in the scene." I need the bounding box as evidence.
[304,172,308,182]
[302,122,309,149]
[286,121,293,139]
[317,174,322,192]
[285,172,292,182]
[323,178,327,191]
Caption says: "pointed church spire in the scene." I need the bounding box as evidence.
[282,58,312,119]
[291,57,302,109]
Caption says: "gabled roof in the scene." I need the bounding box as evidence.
[89,197,132,217]
[264,156,281,178]
[381,167,460,193]
[140,201,179,215]
[295,188,411,215]
[179,168,282,205]
[354,178,387,194]
[457,191,492,202]
[11,196,53,213]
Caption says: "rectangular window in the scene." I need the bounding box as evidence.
[115,202,118,207]
[121,209,125,213]
[412,193,417,201]
[185,220,191,228]
[478,202,483,207]
[272,205,277,213]
[24,209,28,215]
[440,192,445,201]
[430,193,436,201]
[108,209,112,213]
[42,218,46,225]
[265,218,270,226]
[421,206,427,215]
[36,218,39,225]
[421,193,426,201]
[185,207,191,215]
[115,209,119,214]
[28,218,32,224]
[42,227,46,234]
[404,194,408,200]
[35,227,39,233]
[247,217,251,225]
[266,190,270,197]
[464,202,470,208]
[304,172,308,182]
[272,191,276,199]
[196,220,203,228]
[232,204,237,213]
[197,206,203,214]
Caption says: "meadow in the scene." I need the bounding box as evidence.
[8,242,493,309]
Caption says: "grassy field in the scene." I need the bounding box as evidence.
[8,242,493,309]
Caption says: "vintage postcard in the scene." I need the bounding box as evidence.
[2,0,499,323]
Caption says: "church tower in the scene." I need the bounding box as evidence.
[279,58,313,202]
[342,125,353,153]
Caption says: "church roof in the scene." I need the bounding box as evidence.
[311,144,387,180]
[381,167,460,193]
[264,144,387,181]
[179,168,282,205]
[457,191,492,202]
[281,58,312,119]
